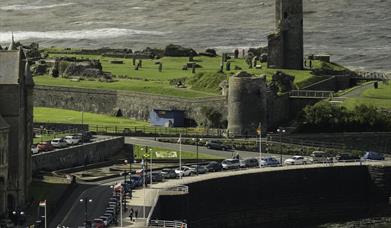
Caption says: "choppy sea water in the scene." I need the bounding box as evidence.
[0,0,390,72]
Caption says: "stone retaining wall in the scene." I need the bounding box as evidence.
[31,136,124,172]
[33,85,227,126]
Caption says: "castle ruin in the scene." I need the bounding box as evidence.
[268,0,304,70]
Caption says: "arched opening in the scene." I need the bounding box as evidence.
[0,177,5,214]
[284,12,288,19]
[116,109,123,117]
[7,194,15,212]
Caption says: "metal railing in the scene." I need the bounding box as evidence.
[89,125,225,137]
[161,185,189,194]
[148,220,187,228]
[289,90,334,99]
[354,71,391,81]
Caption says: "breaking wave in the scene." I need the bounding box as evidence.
[0,3,75,11]
[0,28,167,42]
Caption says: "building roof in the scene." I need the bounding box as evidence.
[0,50,22,84]
[0,115,9,130]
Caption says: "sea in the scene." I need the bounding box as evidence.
[0,0,390,72]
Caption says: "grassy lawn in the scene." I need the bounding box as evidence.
[34,107,149,127]
[35,53,318,97]
[343,83,391,109]
[133,145,223,160]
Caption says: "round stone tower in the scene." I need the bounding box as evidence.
[227,71,267,137]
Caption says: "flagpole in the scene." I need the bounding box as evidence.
[120,189,123,227]
[44,201,47,228]
[179,134,182,179]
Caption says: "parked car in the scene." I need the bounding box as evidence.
[222,159,240,170]
[31,145,39,154]
[310,151,332,163]
[161,168,178,179]
[362,151,385,161]
[92,218,106,228]
[51,138,68,148]
[336,153,360,162]
[64,135,81,145]
[284,156,309,165]
[147,172,164,182]
[78,131,93,143]
[130,175,143,188]
[191,165,208,174]
[205,161,223,172]
[37,141,54,152]
[205,140,230,151]
[240,158,259,168]
[175,166,195,177]
[259,157,280,167]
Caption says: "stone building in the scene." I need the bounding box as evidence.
[268,0,304,70]
[227,71,268,136]
[0,48,34,216]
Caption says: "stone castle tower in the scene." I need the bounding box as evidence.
[0,48,34,214]
[227,72,267,137]
[268,0,303,70]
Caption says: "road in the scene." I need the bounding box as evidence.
[125,137,293,161]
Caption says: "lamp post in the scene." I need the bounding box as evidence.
[141,146,153,186]
[79,198,93,227]
[277,128,286,165]
[192,137,202,175]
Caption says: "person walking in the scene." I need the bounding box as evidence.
[129,208,134,222]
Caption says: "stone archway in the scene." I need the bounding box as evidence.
[7,194,15,213]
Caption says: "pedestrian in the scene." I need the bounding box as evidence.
[129,208,134,222]
[135,209,138,220]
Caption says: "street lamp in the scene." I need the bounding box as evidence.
[277,128,286,165]
[79,198,93,227]
[141,146,153,186]
[192,137,202,175]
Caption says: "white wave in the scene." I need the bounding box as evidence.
[0,3,75,11]
[0,28,167,42]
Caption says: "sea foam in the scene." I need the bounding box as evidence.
[0,28,167,43]
[0,3,75,11]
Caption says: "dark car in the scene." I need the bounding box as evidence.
[145,172,164,183]
[78,131,93,143]
[240,158,259,168]
[37,141,54,152]
[161,168,178,179]
[205,161,223,172]
[362,151,385,161]
[191,165,208,174]
[336,153,360,162]
[130,175,143,188]
[205,140,230,151]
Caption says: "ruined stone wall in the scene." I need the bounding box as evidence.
[31,136,124,172]
[151,165,391,228]
[268,0,303,70]
[33,86,227,126]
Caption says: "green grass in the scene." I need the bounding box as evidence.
[133,145,223,160]
[34,75,217,98]
[34,107,149,127]
[343,83,391,109]
[35,54,317,97]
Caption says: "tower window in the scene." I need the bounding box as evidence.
[284,12,288,19]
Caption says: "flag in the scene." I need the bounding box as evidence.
[256,123,262,135]
[39,200,46,207]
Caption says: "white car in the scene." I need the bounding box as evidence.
[175,166,195,177]
[221,159,241,170]
[64,135,81,145]
[51,138,68,148]
[31,145,39,154]
[284,156,309,165]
